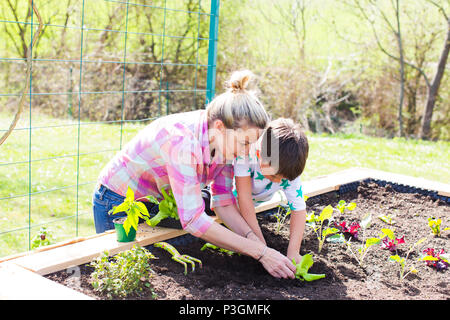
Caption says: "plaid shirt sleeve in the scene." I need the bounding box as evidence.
[161,135,214,237]
[210,164,237,209]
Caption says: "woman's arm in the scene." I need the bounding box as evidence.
[235,176,266,244]
[200,216,296,279]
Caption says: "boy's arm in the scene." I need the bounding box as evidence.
[287,209,306,263]
[235,176,266,244]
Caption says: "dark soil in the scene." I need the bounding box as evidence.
[46,181,449,300]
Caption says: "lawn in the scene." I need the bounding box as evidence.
[0,111,449,257]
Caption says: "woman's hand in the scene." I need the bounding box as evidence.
[258,247,296,279]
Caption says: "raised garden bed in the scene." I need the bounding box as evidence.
[1,168,448,301]
[44,179,449,300]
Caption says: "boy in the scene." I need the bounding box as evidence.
[233,118,309,264]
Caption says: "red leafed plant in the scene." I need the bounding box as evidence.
[380,228,405,252]
[335,221,361,239]
[421,248,449,271]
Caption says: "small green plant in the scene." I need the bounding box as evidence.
[292,254,325,281]
[378,214,396,225]
[336,200,357,214]
[306,205,339,253]
[109,187,153,236]
[30,227,53,250]
[201,242,237,256]
[427,217,449,237]
[389,237,427,281]
[274,205,291,234]
[146,188,179,227]
[343,213,381,267]
[90,245,157,299]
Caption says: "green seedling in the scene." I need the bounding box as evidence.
[274,205,291,234]
[427,217,449,237]
[306,205,339,253]
[109,187,152,236]
[343,213,381,267]
[389,237,427,281]
[147,188,179,227]
[201,242,237,256]
[378,214,396,225]
[336,200,357,214]
[31,227,53,250]
[292,254,325,281]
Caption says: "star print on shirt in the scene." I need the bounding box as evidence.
[255,172,265,181]
[265,182,273,190]
[296,186,303,198]
[287,201,296,211]
[247,168,254,178]
[280,179,290,190]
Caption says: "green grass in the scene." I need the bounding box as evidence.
[1,111,449,258]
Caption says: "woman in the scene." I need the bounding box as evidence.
[93,70,296,279]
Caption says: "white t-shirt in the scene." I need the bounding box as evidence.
[233,146,306,212]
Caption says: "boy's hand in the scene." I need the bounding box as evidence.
[288,252,303,265]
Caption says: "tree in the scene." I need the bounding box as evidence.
[419,1,450,140]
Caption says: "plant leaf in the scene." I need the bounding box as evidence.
[128,207,139,231]
[134,201,149,217]
[327,233,346,243]
[366,237,381,247]
[381,228,395,240]
[420,256,439,261]
[323,227,339,237]
[361,213,372,229]
[126,187,135,201]
[145,195,160,205]
[110,201,130,215]
[302,273,326,281]
[319,205,333,222]
[123,218,132,235]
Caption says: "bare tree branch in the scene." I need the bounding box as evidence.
[0,0,44,147]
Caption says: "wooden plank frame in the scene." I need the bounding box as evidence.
[0,167,448,299]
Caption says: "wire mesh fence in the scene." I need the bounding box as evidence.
[0,0,220,257]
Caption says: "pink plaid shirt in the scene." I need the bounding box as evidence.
[98,110,236,237]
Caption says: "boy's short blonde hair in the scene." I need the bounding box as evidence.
[260,118,309,181]
[206,70,269,130]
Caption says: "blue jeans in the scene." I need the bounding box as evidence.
[92,185,214,234]
[93,185,160,234]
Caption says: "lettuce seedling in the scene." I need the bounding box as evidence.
[292,254,325,281]
[336,200,356,214]
[389,237,426,281]
[420,248,449,271]
[380,228,405,252]
[307,205,339,253]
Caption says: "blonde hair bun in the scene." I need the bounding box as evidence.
[226,69,254,93]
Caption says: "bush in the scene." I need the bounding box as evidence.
[90,245,157,299]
